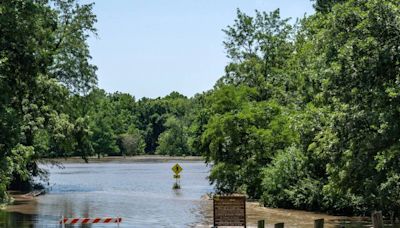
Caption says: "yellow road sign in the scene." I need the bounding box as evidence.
[172,163,183,175]
[173,174,181,179]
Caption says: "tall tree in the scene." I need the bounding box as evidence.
[0,0,97,199]
[199,9,298,199]
[305,0,400,214]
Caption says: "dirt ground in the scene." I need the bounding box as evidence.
[196,198,371,228]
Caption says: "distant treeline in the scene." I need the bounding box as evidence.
[2,0,400,219]
[67,89,202,158]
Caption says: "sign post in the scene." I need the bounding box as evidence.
[213,195,246,227]
[171,163,183,189]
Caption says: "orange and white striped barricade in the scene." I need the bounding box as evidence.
[60,216,122,227]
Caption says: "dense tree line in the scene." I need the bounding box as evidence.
[68,89,199,158]
[196,0,400,218]
[1,0,400,219]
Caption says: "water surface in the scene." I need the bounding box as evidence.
[1,161,398,228]
[2,161,212,227]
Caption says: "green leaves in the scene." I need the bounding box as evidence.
[200,84,299,198]
[156,116,191,156]
[197,0,400,216]
[312,0,348,13]
[49,0,98,93]
[0,0,98,197]
[9,144,34,182]
[220,9,295,102]
[118,125,145,156]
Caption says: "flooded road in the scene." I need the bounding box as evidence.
[0,160,394,227]
[2,161,212,227]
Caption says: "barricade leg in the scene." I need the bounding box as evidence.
[61,215,65,228]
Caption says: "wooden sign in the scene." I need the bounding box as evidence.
[213,195,246,227]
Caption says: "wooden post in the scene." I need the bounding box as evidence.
[257,220,265,228]
[274,222,284,228]
[372,211,384,228]
[314,219,324,228]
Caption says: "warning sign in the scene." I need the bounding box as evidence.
[171,163,183,175]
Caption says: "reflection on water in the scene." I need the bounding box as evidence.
[0,211,36,228]
[2,161,212,227]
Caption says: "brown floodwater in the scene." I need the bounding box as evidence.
[0,161,397,227]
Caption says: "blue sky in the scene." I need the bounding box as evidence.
[85,0,315,99]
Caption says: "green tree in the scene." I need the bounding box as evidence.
[89,93,119,157]
[73,117,94,161]
[312,0,347,13]
[136,92,190,154]
[196,0,400,217]
[218,9,295,103]
[199,9,298,199]
[0,0,97,199]
[136,98,168,153]
[305,0,400,215]
[156,116,191,156]
[118,125,145,156]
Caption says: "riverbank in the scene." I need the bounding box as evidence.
[41,155,204,163]
[197,197,371,227]
[4,191,38,215]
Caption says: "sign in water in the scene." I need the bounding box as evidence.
[213,195,246,227]
[172,163,183,189]
[172,163,183,175]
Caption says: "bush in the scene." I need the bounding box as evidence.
[261,146,322,209]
